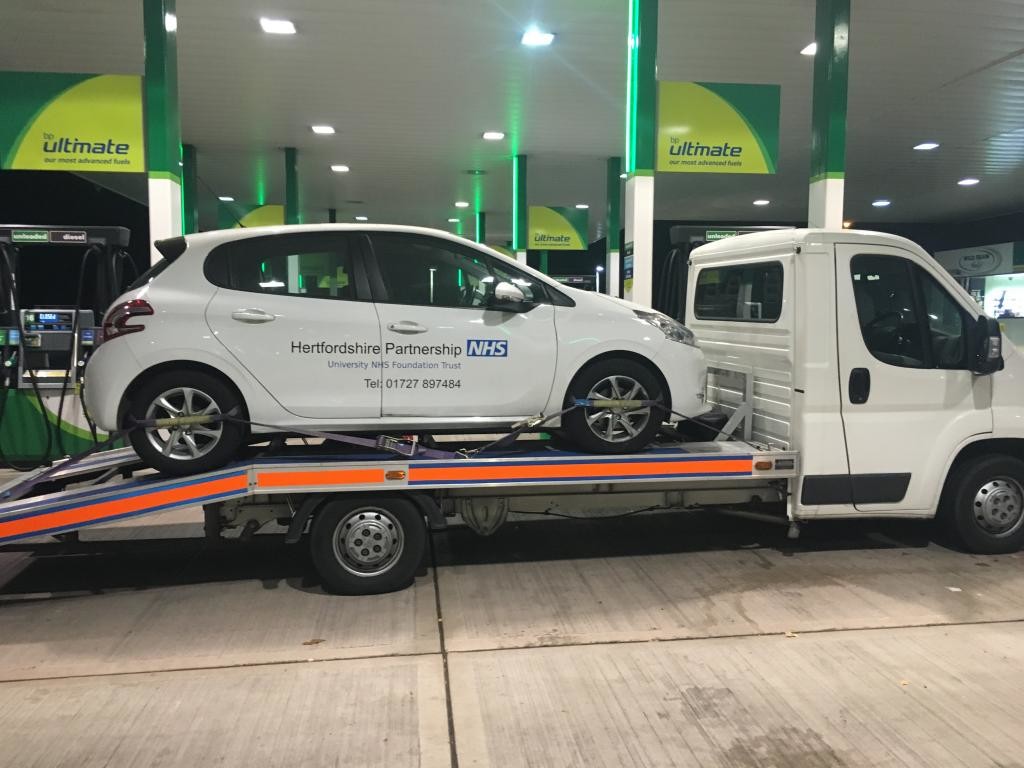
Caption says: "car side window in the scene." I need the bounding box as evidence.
[370,234,497,308]
[850,254,967,369]
[206,233,358,300]
[694,262,783,322]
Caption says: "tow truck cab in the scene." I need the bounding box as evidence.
[687,228,1024,552]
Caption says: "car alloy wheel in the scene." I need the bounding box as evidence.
[144,386,224,461]
[584,374,652,443]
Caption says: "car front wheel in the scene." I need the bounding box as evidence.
[561,358,665,454]
[127,370,247,476]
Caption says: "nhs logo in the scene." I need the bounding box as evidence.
[466,339,508,357]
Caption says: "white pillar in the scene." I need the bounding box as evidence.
[147,176,183,263]
[622,174,654,307]
[808,177,845,229]
[607,249,621,298]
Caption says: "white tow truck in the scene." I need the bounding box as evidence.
[0,228,1019,595]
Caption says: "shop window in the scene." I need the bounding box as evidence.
[205,233,357,300]
[693,262,783,322]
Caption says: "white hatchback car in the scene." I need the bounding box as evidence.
[85,225,707,476]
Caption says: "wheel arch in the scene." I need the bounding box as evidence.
[565,350,672,410]
[938,437,1024,507]
[118,360,251,427]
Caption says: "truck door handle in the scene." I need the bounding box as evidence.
[387,321,427,334]
[231,309,276,324]
[849,367,871,404]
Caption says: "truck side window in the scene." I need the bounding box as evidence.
[850,255,967,369]
[694,262,783,322]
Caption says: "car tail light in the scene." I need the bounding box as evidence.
[103,299,154,342]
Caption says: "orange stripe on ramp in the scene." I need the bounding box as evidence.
[256,468,386,488]
[408,458,752,483]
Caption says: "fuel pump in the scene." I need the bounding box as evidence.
[0,225,133,468]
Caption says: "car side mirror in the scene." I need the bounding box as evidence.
[489,281,532,312]
[971,315,1004,375]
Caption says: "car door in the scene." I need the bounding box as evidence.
[366,232,558,417]
[204,231,383,419]
[835,244,992,511]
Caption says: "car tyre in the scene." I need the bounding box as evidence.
[310,496,426,595]
[127,370,247,476]
[938,454,1024,554]
[561,357,665,454]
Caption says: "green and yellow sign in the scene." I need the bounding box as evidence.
[0,72,144,173]
[218,202,285,229]
[528,206,588,251]
[657,82,780,174]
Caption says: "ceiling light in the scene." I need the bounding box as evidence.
[575,203,589,209]
[800,42,817,56]
[482,131,505,141]
[753,199,770,206]
[521,25,555,47]
[958,177,980,186]
[454,201,470,208]
[447,218,459,223]
[595,265,604,272]
[330,164,350,173]
[843,220,853,228]
[619,172,627,179]
[913,142,940,151]
[354,215,368,221]
[260,17,296,34]
[164,13,177,32]
[872,199,891,207]
[218,196,234,202]
[311,125,335,135]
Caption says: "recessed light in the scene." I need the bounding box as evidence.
[958,177,980,186]
[872,199,891,207]
[447,218,459,223]
[164,13,177,32]
[575,203,589,209]
[311,125,335,135]
[463,169,487,176]
[454,201,470,208]
[354,215,368,221]
[482,131,505,141]
[330,164,350,173]
[218,196,234,202]
[619,172,627,179]
[521,25,555,47]
[800,42,817,56]
[753,199,770,206]
[913,142,940,151]
[260,17,296,35]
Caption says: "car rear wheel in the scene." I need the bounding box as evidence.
[561,358,665,454]
[127,370,247,476]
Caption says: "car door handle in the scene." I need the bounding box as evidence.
[231,309,276,324]
[387,321,427,334]
[849,367,871,404]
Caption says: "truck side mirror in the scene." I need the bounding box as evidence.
[971,316,1004,375]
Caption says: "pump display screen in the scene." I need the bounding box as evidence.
[22,310,75,331]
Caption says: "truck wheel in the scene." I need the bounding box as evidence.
[562,358,665,454]
[310,496,426,595]
[939,455,1024,554]
[128,370,247,476]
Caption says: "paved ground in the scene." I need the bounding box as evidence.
[2,508,1023,767]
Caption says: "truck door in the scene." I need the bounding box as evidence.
[834,244,992,511]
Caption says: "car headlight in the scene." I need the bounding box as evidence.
[634,310,697,346]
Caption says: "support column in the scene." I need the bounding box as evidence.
[144,0,182,263]
[182,143,198,234]
[606,156,622,297]
[284,147,300,225]
[328,208,337,223]
[475,211,486,244]
[622,0,657,306]
[808,0,850,228]
[512,154,528,264]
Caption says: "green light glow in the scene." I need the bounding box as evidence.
[255,154,267,206]
[511,155,520,250]
[457,268,463,287]
[625,0,639,173]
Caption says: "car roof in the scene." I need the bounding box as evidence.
[688,227,928,264]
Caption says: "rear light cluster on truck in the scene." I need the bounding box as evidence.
[102,299,154,342]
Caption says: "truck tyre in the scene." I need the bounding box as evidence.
[127,370,247,476]
[310,496,426,595]
[939,455,1024,554]
[562,357,665,454]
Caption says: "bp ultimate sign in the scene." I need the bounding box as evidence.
[0,72,144,173]
[657,82,780,174]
